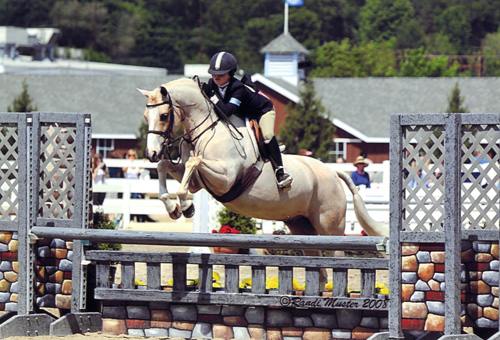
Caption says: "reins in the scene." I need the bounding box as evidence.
[145,83,221,162]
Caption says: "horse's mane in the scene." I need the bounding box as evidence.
[162,77,199,92]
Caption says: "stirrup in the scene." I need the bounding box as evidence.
[275,167,293,189]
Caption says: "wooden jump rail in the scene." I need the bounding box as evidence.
[85,251,389,311]
[30,226,387,251]
[30,226,389,311]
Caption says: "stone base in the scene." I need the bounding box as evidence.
[50,312,102,336]
[100,302,388,339]
[439,334,482,339]
[0,313,55,338]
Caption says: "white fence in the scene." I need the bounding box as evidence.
[94,158,391,234]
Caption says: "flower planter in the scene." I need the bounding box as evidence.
[213,246,240,254]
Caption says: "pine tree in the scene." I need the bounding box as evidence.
[446,82,468,113]
[136,121,148,158]
[7,80,38,112]
[279,82,335,161]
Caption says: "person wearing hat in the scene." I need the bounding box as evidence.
[351,155,371,188]
[201,51,292,189]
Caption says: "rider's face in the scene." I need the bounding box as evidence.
[212,73,231,87]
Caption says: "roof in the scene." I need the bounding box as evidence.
[0,74,180,136]
[251,73,300,103]
[260,33,309,55]
[1,58,167,77]
[313,77,500,142]
[1,74,499,141]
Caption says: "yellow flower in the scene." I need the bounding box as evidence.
[165,278,198,287]
[266,276,279,289]
[135,279,145,286]
[292,278,304,291]
[212,271,222,288]
[325,281,333,292]
[376,282,389,295]
[239,277,252,289]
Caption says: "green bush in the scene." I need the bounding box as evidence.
[217,207,257,235]
[92,212,122,251]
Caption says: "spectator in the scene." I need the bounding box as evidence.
[408,158,431,189]
[92,153,108,206]
[351,156,371,188]
[122,149,146,222]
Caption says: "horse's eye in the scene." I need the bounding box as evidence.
[160,114,168,122]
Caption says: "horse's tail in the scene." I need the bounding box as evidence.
[336,171,389,236]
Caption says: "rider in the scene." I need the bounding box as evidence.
[202,51,293,189]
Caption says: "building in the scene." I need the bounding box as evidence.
[0,26,60,61]
[1,29,499,162]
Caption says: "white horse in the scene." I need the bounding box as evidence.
[138,78,388,239]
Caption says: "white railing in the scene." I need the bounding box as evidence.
[96,159,391,233]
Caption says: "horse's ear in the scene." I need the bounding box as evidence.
[160,86,168,97]
[137,88,150,97]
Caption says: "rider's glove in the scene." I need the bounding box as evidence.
[201,83,214,97]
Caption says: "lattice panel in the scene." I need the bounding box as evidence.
[0,125,18,221]
[461,124,499,230]
[402,125,445,232]
[38,124,77,219]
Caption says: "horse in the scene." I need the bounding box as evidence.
[137,78,388,241]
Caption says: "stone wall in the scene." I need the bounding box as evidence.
[0,230,73,313]
[101,302,387,339]
[0,232,18,312]
[401,241,499,332]
[36,238,73,310]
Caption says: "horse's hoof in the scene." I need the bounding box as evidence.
[168,205,182,220]
[182,204,195,218]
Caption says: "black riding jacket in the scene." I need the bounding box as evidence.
[206,77,273,120]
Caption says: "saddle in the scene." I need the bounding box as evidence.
[248,119,269,161]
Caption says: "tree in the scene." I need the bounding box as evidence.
[312,39,396,77]
[279,82,334,161]
[436,5,471,53]
[482,31,500,76]
[398,48,459,77]
[446,83,468,113]
[359,0,416,43]
[7,80,38,112]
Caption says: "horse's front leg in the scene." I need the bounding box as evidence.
[176,155,202,218]
[157,160,183,219]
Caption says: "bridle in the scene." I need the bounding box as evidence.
[145,86,220,162]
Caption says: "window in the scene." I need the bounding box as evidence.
[96,139,114,158]
[327,140,346,162]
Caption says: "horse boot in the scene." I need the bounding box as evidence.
[266,137,293,189]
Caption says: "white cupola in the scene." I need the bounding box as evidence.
[260,32,309,86]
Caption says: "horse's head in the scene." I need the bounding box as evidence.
[137,85,175,162]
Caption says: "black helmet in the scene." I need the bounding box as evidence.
[208,52,237,75]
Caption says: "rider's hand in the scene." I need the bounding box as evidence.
[201,83,214,97]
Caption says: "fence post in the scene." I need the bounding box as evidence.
[388,114,404,339]
[443,113,462,335]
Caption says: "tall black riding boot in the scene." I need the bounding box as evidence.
[266,137,293,189]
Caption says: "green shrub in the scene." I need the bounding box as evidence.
[217,207,257,235]
[92,212,122,251]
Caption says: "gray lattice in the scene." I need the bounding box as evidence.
[461,124,500,230]
[38,124,76,219]
[0,125,18,222]
[402,125,445,232]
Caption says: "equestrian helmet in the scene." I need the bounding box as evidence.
[208,52,237,75]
